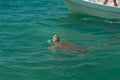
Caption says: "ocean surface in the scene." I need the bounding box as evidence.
[0,0,120,80]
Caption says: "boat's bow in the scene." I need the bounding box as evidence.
[64,0,120,19]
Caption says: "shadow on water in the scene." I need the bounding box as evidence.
[54,13,120,24]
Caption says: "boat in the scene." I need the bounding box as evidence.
[64,0,120,19]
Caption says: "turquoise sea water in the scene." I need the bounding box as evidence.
[0,0,120,80]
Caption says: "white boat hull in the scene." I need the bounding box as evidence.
[64,0,120,19]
